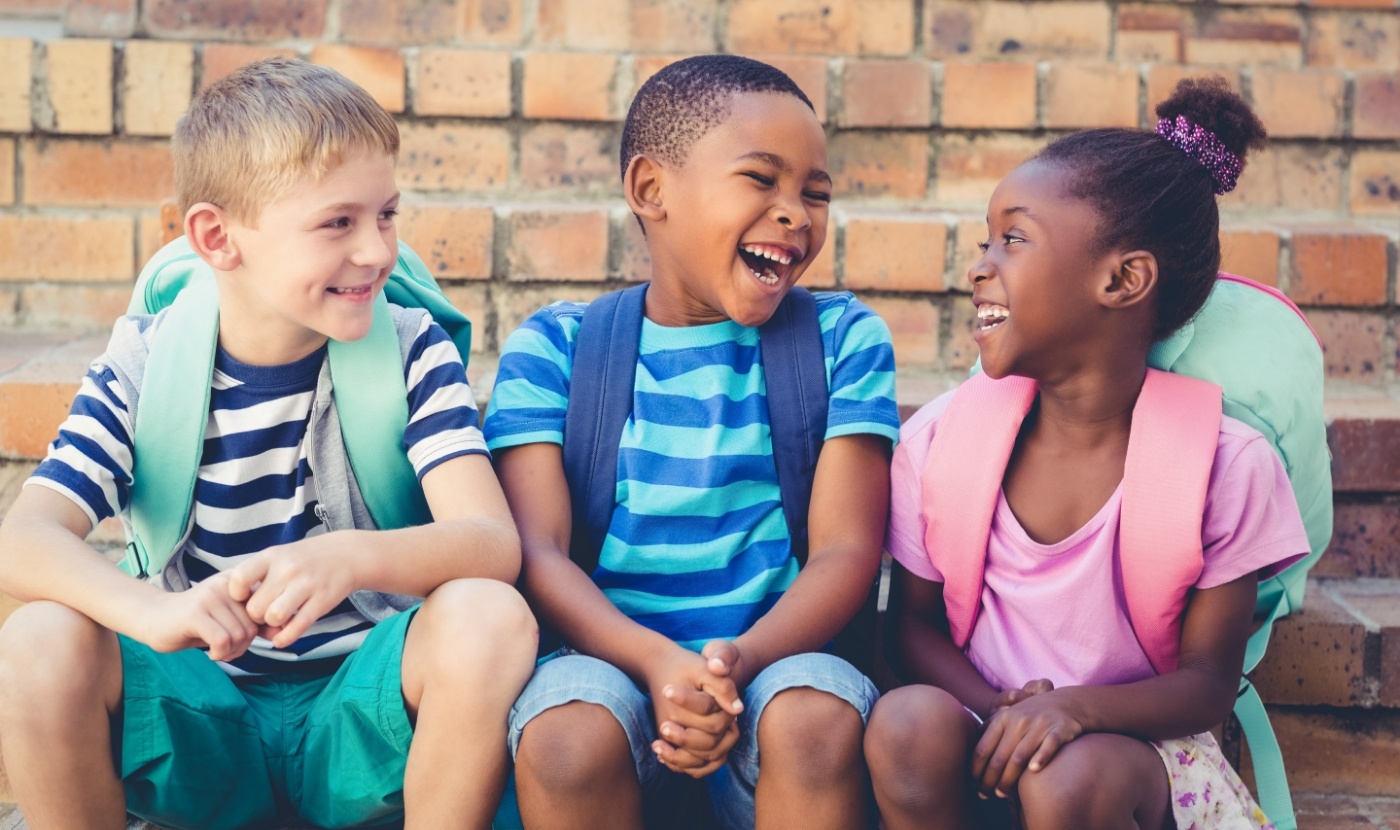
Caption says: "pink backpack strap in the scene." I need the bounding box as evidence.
[920,372,1037,648]
[1120,369,1222,674]
[1217,272,1321,347]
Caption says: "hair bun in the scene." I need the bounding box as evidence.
[1154,76,1267,167]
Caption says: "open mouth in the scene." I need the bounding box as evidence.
[976,303,1009,332]
[327,285,373,296]
[738,243,801,287]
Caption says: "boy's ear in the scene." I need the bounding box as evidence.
[184,203,242,271]
[623,155,666,224]
[1099,250,1157,310]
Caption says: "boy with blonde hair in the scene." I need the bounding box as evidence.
[0,58,535,830]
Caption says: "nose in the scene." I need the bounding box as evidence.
[771,191,811,233]
[967,250,993,288]
[353,219,396,271]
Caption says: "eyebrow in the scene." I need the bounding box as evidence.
[1000,206,1039,221]
[738,151,832,186]
[318,193,401,214]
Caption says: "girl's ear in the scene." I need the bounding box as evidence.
[184,203,242,271]
[623,155,666,224]
[1101,250,1158,310]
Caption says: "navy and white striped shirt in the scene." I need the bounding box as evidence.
[28,310,487,675]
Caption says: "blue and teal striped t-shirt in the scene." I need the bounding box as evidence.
[483,291,900,651]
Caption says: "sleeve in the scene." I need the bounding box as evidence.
[25,358,136,529]
[822,296,901,444]
[1196,433,1312,590]
[887,436,945,582]
[482,306,580,452]
[401,315,489,479]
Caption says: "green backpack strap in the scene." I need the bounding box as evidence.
[126,275,219,578]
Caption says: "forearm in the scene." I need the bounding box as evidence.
[1057,663,1239,742]
[732,544,879,685]
[341,514,522,597]
[892,612,1001,719]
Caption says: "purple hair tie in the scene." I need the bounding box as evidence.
[1155,115,1242,195]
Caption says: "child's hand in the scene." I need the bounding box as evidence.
[227,535,358,649]
[699,639,751,689]
[645,647,744,778]
[986,677,1055,719]
[970,689,1085,799]
[140,572,259,662]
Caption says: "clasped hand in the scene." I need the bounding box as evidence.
[971,678,1086,799]
[139,535,356,661]
[646,640,748,778]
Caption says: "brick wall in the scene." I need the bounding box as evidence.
[0,0,1396,380]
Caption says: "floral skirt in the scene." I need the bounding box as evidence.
[1151,732,1275,830]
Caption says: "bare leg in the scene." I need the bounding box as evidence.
[514,702,645,830]
[399,579,538,830]
[754,687,870,830]
[0,601,125,830]
[1016,733,1173,830]
[865,685,981,830]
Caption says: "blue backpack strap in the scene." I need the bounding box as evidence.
[757,287,828,566]
[562,284,649,575]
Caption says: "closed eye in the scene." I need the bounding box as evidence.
[803,190,831,203]
[324,217,350,229]
[743,171,775,187]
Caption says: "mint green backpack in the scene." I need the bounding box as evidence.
[122,236,472,581]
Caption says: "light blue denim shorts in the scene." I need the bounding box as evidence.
[506,650,879,829]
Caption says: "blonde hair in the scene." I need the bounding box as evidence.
[172,57,399,224]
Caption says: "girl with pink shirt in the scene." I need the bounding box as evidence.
[865,78,1311,830]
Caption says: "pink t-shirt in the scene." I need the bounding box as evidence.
[886,390,1311,692]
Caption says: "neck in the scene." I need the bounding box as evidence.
[1031,357,1149,449]
[215,280,328,367]
[643,260,730,327]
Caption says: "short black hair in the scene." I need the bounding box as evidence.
[620,55,815,182]
[1035,76,1268,339]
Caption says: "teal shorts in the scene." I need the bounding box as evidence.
[117,607,418,830]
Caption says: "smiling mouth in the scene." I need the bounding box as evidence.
[738,243,800,287]
[327,285,373,296]
[976,304,1009,332]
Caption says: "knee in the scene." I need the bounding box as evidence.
[758,687,865,785]
[1015,739,1104,830]
[516,702,635,797]
[415,579,538,677]
[0,601,113,716]
[865,686,974,804]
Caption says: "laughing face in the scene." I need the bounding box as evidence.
[638,91,831,328]
[968,161,1123,381]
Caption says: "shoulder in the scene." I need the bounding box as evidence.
[1213,415,1280,477]
[895,388,958,465]
[501,301,588,357]
[811,291,888,336]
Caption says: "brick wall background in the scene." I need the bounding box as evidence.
[0,0,1395,376]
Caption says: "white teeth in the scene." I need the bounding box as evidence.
[329,286,370,295]
[750,267,780,286]
[742,244,793,266]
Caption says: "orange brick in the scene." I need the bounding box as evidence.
[862,297,939,368]
[63,0,136,37]
[413,48,511,118]
[1320,502,1400,579]
[726,0,915,57]
[397,204,494,280]
[520,124,621,196]
[121,40,193,137]
[46,39,112,134]
[941,63,1036,129]
[495,285,609,344]
[631,54,687,98]
[1249,69,1345,138]
[1184,8,1303,67]
[1306,12,1399,69]
[1147,66,1241,115]
[1288,229,1389,306]
[439,285,489,353]
[144,0,327,40]
[538,0,630,50]
[843,212,947,291]
[926,0,1111,61]
[631,0,719,52]
[0,378,83,459]
[507,207,610,282]
[1115,4,1185,62]
[398,123,510,192]
[750,55,829,123]
[1043,63,1138,129]
[461,0,525,46]
[311,45,404,113]
[0,215,133,282]
[1305,309,1385,381]
[1350,151,1400,215]
[1355,73,1400,138]
[138,210,168,268]
[951,217,986,290]
[1250,587,1370,706]
[840,60,931,128]
[1225,144,1343,213]
[522,52,618,121]
[935,135,1043,206]
[946,296,979,370]
[1310,0,1396,6]
[0,38,33,133]
[802,236,836,289]
[200,44,297,88]
[18,285,131,330]
[340,0,456,44]
[0,138,12,205]
[1218,229,1280,286]
[617,206,651,283]
[829,132,928,200]
[23,138,174,207]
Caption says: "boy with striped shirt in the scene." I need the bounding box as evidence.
[485,56,900,829]
[0,59,535,830]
